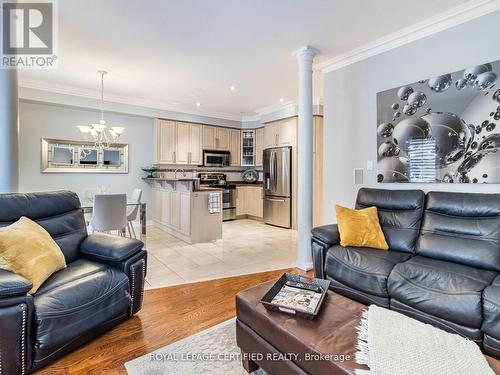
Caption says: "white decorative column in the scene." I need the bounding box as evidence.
[0,69,19,193]
[293,45,318,271]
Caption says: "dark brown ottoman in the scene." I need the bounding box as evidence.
[235,280,367,375]
[236,280,500,375]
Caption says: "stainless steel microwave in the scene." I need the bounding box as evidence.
[203,150,230,167]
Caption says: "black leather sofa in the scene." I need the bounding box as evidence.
[0,191,147,374]
[312,188,500,358]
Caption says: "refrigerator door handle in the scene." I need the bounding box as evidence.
[266,198,286,202]
[273,150,278,191]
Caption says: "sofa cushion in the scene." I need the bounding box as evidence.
[0,191,87,263]
[416,191,500,271]
[324,245,412,298]
[355,188,425,253]
[388,256,497,329]
[483,275,500,340]
[33,260,131,363]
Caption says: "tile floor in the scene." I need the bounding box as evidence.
[143,219,297,289]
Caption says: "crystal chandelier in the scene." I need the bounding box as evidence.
[77,71,124,155]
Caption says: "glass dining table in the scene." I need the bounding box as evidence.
[81,201,147,240]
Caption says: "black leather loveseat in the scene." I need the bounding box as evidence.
[0,191,147,374]
[312,188,500,358]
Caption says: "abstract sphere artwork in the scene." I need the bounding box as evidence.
[377,59,500,183]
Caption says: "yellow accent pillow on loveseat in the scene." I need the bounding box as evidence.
[335,205,389,250]
[0,217,66,294]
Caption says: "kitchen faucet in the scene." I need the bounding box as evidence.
[174,168,186,179]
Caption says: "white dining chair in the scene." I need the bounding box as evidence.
[89,194,127,235]
[126,188,142,238]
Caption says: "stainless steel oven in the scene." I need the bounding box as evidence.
[198,173,236,221]
[203,150,230,167]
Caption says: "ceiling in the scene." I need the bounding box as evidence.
[20,0,475,119]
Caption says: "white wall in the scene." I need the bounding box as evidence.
[19,101,155,217]
[323,10,500,224]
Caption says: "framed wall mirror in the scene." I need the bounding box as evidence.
[78,148,98,165]
[52,146,74,165]
[41,138,129,173]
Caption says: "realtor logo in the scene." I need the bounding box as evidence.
[1,0,58,68]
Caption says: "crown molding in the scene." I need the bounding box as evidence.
[19,78,243,122]
[255,101,297,116]
[317,0,500,73]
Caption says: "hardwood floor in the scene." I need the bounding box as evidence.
[37,268,309,375]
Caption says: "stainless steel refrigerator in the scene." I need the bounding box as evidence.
[263,146,292,228]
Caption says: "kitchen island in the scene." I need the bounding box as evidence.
[144,177,223,244]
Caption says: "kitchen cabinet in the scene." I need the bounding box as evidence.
[202,125,230,150]
[202,125,216,149]
[255,128,264,166]
[179,192,191,234]
[154,120,176,164]
[216,127,229,150]
[235,187,247,216]
[160,189,171,226]
[154,119,201,165]
[229,129,241,166]
[263,118,296,149]
[150,180,221,243]
[264,121,280,149]
[175,122,191,164]
[279,118,296,146]
[189,124,203,165]
[235,185,263,219]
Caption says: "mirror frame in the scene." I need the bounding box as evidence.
[41,138,129,174]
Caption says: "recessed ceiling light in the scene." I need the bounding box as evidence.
[195,102,201,107]
[279,98,284,103]
[230,85,236,91]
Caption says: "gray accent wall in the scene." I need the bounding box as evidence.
[19,101,154,218]
[322,10,500,224]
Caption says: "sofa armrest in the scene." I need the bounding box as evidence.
[311,224,340,246]
[0,269,32,298]
[80,233,144,262]
[311,224,340,280]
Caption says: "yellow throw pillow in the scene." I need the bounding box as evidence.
[335,205,389,250]
[0,217,66,294]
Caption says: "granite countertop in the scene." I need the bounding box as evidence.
[142,177,197,182]
[195,187,225,192]
[227,181,263,186]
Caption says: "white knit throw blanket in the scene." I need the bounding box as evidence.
[355,305,495,375]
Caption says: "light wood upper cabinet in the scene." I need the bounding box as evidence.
[229,129,241,166]
[154,120,203,165]
[264,121,279,149]
[154,119,176,164]
[255,128,264,166]
[216,127,229,150]
[202,125,230,151]
[202,125,216,149]
[175,122,191,164]
[190,124,202,165]
[263,118,297,149]
[279,118,296,146]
